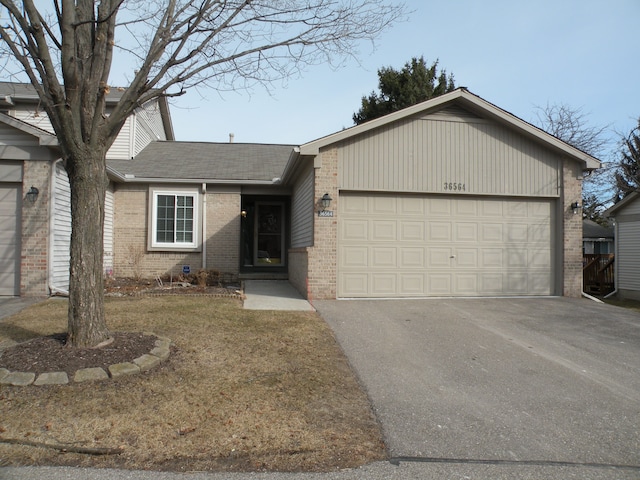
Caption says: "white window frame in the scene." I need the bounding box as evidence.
[149,187,200,251]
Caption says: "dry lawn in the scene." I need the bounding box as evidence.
[603,297,640,314]
[0,297,385,472]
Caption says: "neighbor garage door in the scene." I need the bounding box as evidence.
[338,193,554,297]
[0,183,21,296]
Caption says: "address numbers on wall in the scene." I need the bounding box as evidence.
[443,182,466,191]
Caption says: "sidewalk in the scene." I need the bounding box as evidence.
[242,280,315,311]
[0,297,46,321]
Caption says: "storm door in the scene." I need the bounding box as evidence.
[254,202,285,266]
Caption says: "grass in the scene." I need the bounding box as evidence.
[602,297,640,314]
[0,297,385,472]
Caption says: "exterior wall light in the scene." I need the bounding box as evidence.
[26,185,39,203]
[321,193,332,210]
[571,201,582,215]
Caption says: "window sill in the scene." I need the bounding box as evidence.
[148,245,202,253]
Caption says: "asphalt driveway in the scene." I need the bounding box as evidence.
[314,297,640,473]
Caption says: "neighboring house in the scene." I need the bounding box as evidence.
[583,219,614,255]
[0,81,173,296]
[3,86,600,299]
[605,191,640,300]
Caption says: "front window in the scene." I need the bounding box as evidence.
[151,190,198,250]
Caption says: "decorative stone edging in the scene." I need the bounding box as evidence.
[0,334,172,387]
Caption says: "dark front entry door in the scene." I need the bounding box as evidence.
[240,198,287,272]
[255,203,284,266]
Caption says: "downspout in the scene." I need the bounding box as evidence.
[48,159,69,297]
[582,290,604,303]
[202,183,207,270]
[604,216,618,299]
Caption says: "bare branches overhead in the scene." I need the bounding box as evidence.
[0,0,406,141]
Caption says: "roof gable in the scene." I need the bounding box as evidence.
[0,112,58,146]
[605,191,640,216]
[300,88,600,170]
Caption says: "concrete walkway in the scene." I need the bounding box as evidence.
[0,297,46,321]
[243,280,315,311]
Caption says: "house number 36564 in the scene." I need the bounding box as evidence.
[444,182,466,191]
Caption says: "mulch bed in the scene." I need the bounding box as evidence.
[104,277,242,297]
[0,332,156,376]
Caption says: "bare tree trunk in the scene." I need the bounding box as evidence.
[66,148,111,348]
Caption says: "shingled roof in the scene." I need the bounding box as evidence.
[107,141,297,183]
[583,219,614,239]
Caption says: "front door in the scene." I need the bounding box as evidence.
[255,202,285,266]
[240,198,288,272]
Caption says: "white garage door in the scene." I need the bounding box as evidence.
[338,193,554,297]
[0,184,21,296]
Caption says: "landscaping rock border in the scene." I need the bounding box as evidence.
[0,335,171,387]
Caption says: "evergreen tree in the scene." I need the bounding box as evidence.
[615,118,640,198]
[353,56,455,125]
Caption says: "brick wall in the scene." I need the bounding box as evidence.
[562,158,583,297]
[205,192,240,274]
[306,147,338,300]
[113,184,241,279]
[20,160,50,296]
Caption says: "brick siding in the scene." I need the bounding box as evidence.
[20,160,50,296]
[205,192,240,274]
[306,147,338,300]
[562,159,584,297]
[113,184,240,280]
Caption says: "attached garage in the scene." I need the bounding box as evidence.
[339,193,554,297]
[292,88,600,300]
[0,164,22,296]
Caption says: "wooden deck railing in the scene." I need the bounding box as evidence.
[583,254,615,296]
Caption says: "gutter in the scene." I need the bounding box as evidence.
[106,166,280,186]
[604,216,619,299]
[201,183,207,270]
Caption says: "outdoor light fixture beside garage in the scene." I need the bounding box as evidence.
[571,201,582,215]
[26,186,39,203]
[318,193,333,217]
[321,193,332,210]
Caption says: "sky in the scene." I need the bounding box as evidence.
[133,0,638,158]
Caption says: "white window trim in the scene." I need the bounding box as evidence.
[148,187,201,252]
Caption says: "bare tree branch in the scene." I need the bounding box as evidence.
[0,0,406,347]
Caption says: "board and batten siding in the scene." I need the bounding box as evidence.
[339,110,561,198]
[290,162,315,248]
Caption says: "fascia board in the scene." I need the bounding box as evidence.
[604,191,640,217]
[456,93,601,170]
[106,166,280,186]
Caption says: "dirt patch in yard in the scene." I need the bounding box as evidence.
[0,296,386,472]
